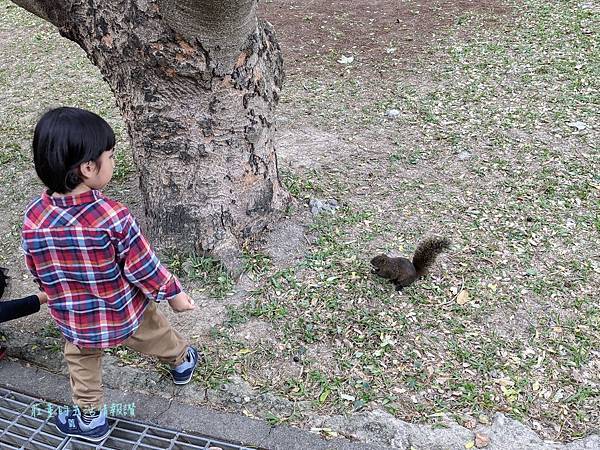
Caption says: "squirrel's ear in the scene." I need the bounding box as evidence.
[370,255,385,265]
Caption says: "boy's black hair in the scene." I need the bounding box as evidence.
[33,107,115,194]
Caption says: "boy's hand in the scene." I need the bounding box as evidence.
[168,292,196,312]
[36,292,48,305]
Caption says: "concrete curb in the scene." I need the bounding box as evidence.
[0,358,384,450]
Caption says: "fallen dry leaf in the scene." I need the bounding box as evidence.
[338,55,354,64]
[475,432,491,448]
[464,418,477,429]
[457,289,470,305]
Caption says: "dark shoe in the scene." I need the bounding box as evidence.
[55,407,109,442]
[170,346,199,385]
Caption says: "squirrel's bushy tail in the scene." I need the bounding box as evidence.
[412,237,450,276]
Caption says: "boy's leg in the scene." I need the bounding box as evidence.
[63,341,104,410]
[58,341,109,442]
[123,300,188,367]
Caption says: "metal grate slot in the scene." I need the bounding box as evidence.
[110,427,143,441]
[178,433,212,445]
[119,420,147,433]
[66,441,99,449]
[102,436,137,449]
[141,434,175,446]
[0,406,18,420]
[146,426,178,440]
[16,415,44,428]
[6,422,33,439]
[1,429,28,447]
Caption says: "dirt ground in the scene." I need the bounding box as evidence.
[260,0,508,76]
[1,0,598,447]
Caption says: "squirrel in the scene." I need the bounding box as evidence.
[371,237,450,291]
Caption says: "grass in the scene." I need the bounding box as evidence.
[0,0,598,443]
[166,252,235,299]
[203,0,599,440]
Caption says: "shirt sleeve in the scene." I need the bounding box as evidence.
[0,295,41,323]
[22,240,42,289]
[115,213,182,302]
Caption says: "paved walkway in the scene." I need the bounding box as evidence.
[0,358,381,450]
[0,386,252,450]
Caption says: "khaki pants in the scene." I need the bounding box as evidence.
[63,301,188,410]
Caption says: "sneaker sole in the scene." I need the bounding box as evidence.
[55,425,110,442]
[173,375,194,385]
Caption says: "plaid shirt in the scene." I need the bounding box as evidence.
[22,189,181,348]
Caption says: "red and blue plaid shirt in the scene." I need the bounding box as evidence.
[22,189,182,348]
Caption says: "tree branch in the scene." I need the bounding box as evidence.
[158,0,257,47]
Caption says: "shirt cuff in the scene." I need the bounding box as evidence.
[154,275,182,302]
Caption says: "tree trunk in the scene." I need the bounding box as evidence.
[11,0,290,272]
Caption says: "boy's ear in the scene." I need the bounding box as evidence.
[79,160,97,179]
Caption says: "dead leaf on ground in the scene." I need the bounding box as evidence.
[475,432,491,448]
[457,289,470,305]
[464,418,477,429]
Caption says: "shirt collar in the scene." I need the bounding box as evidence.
[42,189,103,207]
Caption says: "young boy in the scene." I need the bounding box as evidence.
[21,107,199,442]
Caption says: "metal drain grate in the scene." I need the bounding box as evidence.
[0,387,255,450]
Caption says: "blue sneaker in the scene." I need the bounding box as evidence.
[171,346,200,385]
[55,407,109,442]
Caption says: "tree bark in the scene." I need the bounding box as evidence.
[11,0,290,272]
